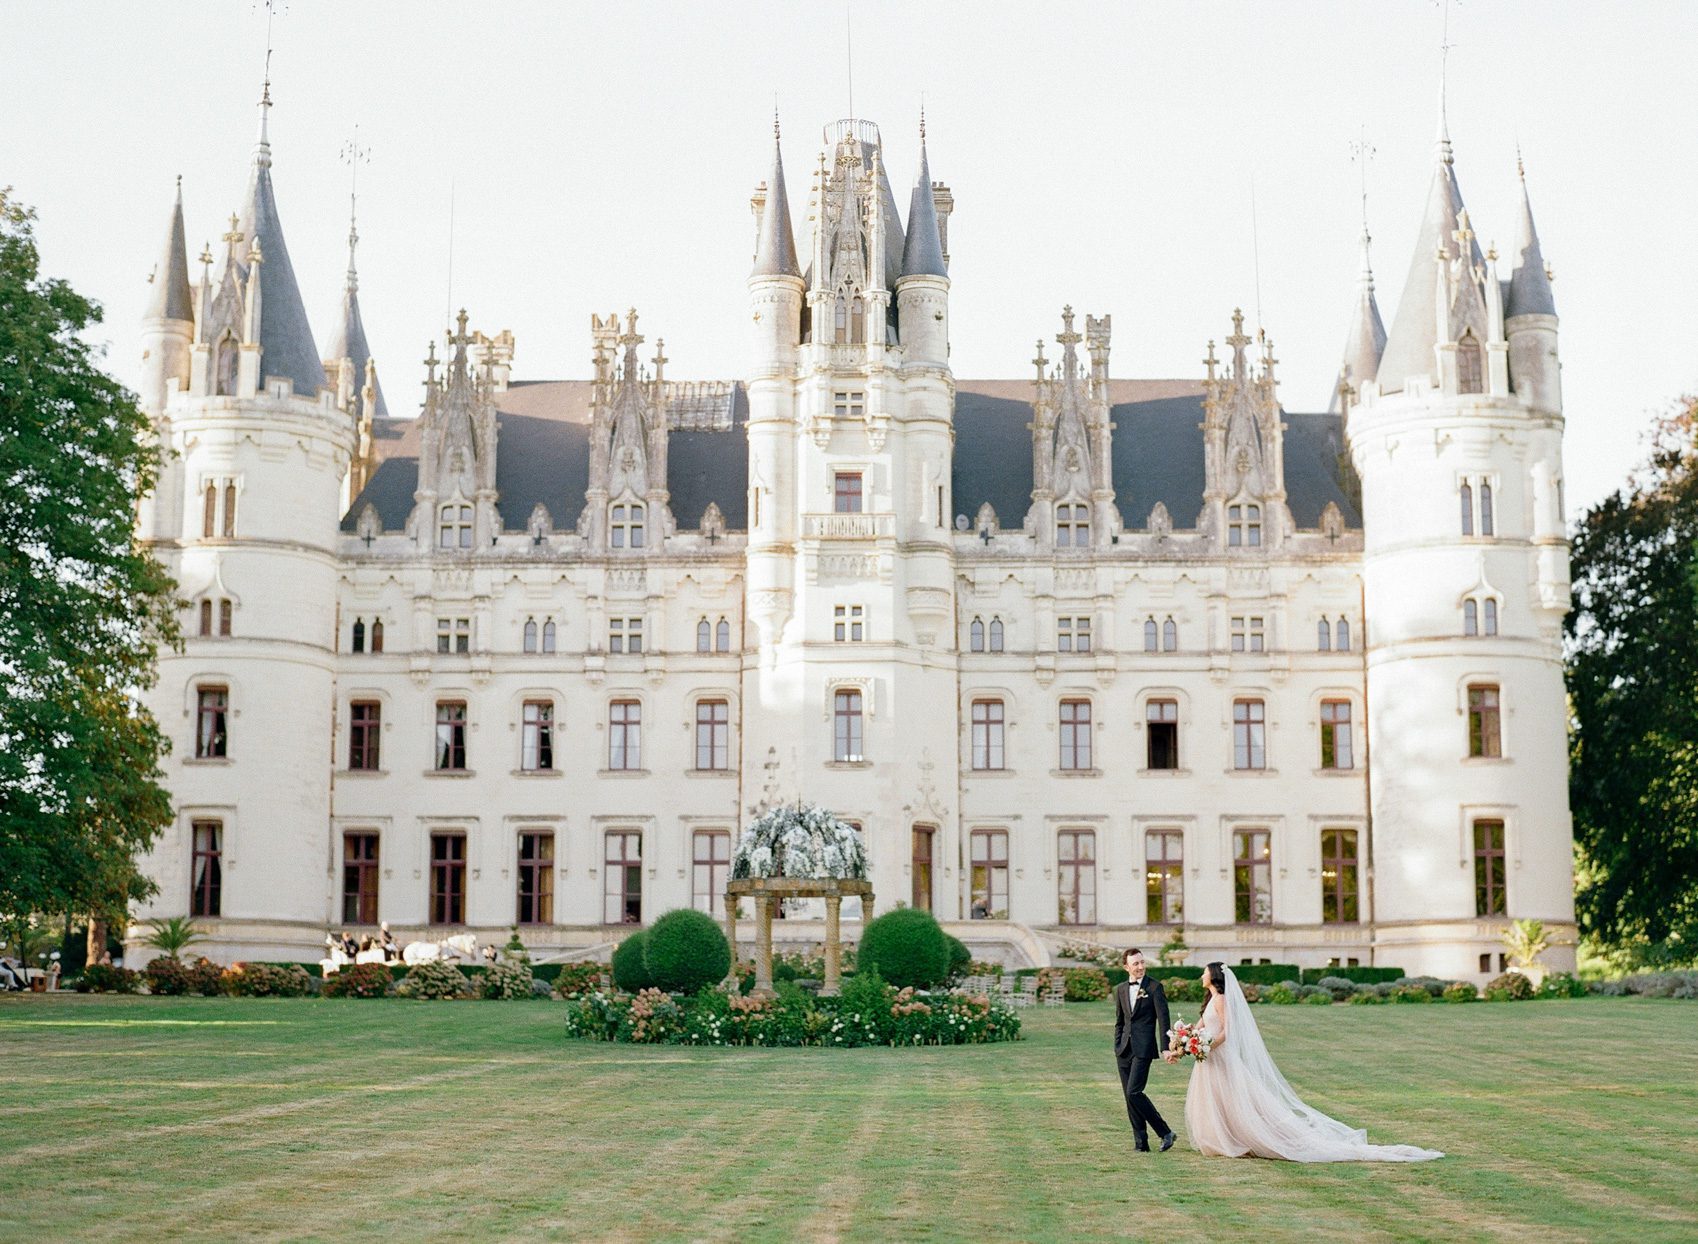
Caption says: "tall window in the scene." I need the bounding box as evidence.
[1480,483,1495,536]
[1457,331,1484,395]
[834,472,864,513]
[1233,829,1272,924]
[1464,599,1479,636]
[1483,599,1498,636]
[692,830,731,916]
[202,483,217,538]
[218,599,231,636]
[970,829,1008,919]
[1056,503,1089,547]
[429,832,466,924]
[1320,700,1354,770]
[195,686,228,759]
[697,618,712,652]
[353,618,367,653]
[1321,829,1359,924]
[521,700,554,772]
[1059,699,1092,771]
[370,620,384,653]
[1230,616,1265,653]
[517,831,554,925]
[1317,619,1332,651]
[222,483,237,537]
[190,820,222,917]
[524,619,538,653]
[1162,617,1177,652]
[911,826,935,912]
[715,618,730,652]
[436,617,470,654]
[1146,699,1179,770]
[850,296,865,344]
[348,700,381,771]
[988,617,1005,652]
[833,604,865,642]
[1474,819,1506,916]
[438,503,473,549]
[1228,502,1262,547]
[1232,698,1266,770]
[609,617,643,654]
[542,620,556,653]
[1057,828,1097,925]
[199,599,213,637]
[970,618,985,652]
[1460,482,1474,536]
[610,502,645,549]
[342,832,379,924]
[1144,618,1159,652]
[609,700,642,770]
[971,699,1005,771]
[1335,617,1350,651]
[834,297,848,343]
[695,699,729,770]
[833,690,863,762]
[1468,684,1502,758]
[1145,829,1183,924]
[1057,616,1091,653]
[434,701,467,771]
[605,830,642,924]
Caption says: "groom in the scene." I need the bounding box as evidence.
[1112,947,1176,1152]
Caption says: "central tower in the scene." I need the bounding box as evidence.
[742,116,961,916]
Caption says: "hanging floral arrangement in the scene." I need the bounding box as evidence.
[732,803,868,880]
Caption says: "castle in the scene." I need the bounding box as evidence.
[129,81,1576,979]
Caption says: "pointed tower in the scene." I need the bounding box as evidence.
[1329,228,1386,414]
[896,119,949,369]
[409,310,501,554]
[324,197,389,420]
[581,309,670,555]
[1027,307,1116,549]
[1347,112,1575,980]
[1504,157,1560,412]
[140,177,196,414]
[1200,309,1291,550]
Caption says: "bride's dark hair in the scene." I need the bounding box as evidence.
[1200,962,1226,1017]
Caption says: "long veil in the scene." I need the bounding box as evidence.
[1217,968,1441,1162]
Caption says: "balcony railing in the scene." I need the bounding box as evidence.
[801,512,896,540]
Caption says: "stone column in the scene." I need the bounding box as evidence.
[754,894,774,995]
[724,895,739,987]
[823,894,842,996]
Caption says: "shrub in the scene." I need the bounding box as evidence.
[1224,963,1302,986]
[611,931,654,993]
[1401,976,1449,998]
[144,956,193,996]
[1237,981,1262,1004]
[222,963,313,997]
[1485,972,1535,1001]
[1390,984,1433,1004]
[855,908,951,989]
[1263,982,1300,1005]
[643,909,731,995]
[1348,988,1385,1005]
[1062,967,1111,1002]
[186,956,224,996]
[945,935,971,982]
[966,960,1004,977]
[1296,983,1331,1001]
[619,987,686,1043]
[562,990,626,1040]
[398,960,473,1000]
[1536,972,1588,1000]
[1298,966,1404,986]
[322,961,394,998]
[553,962,607,998]
[1302,990,1333,1006]
[832,967,895,1046]
[74,964,140,994]
[1313,975,1359,1002]
[1102,967,1130,988]
[1146,965,1204,981]
[480,960,538,1000]
[1442,980,1478,1003]
[1164,975,1205,1004]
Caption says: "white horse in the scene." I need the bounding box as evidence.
[402,933,478,966]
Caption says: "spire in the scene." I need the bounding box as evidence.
[323,194,388,419]
[236,78,325,397]
[899,121,946,279]
[144,176,195,323]
[1505,154,1556,319]
[751,116,801,279]
[1329,227,1386,413]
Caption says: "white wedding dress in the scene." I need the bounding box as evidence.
[1184,968,1442,1162]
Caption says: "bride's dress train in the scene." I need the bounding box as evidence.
[1184,968,1442,1163]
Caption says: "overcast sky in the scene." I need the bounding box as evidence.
[5,1,1694,519]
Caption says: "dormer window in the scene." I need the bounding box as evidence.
[1228,503,1262,548]
[1056,503,1089,548]
[438,503,473,550]
[610,502,645,549]
[215,333,237,397]
[1457,330,1484,395]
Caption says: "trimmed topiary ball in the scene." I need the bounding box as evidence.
[855,908,951,989]
[643,908,731,995]
[612,930,655,993]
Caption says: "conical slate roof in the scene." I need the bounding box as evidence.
[323,212,389,418]
[1328,232,1386,413]
[900,137,947,279]
[751,131,801,278]
[145,179,195,323]
[237,92,326,397]
[1505,165,1556,320]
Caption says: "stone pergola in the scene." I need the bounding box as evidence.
[724,876,874,996]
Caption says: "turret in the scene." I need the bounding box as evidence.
[139,177,195,414]
[1504,157,1560,412]
[1329,227,1385,414]
[748,118,804,373]
[896,120,949,368]
[323,196,389,421]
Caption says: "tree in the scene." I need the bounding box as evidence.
[0,188,180,934]
[1567,401,1698,959]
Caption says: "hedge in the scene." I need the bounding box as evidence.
[1298,966,1404,986]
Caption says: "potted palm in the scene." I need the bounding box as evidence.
[143,916,207,961]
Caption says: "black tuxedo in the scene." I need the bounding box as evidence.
[1112,976,1172,1145]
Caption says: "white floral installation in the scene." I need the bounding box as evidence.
[732,802,868,880]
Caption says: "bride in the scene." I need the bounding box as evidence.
[1178,963,1443,1162]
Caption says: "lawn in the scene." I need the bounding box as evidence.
[0,995,1693,1244]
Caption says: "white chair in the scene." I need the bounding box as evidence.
[1041,976,1065,1006]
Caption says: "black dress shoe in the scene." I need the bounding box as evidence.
[1134,1140,1151,1152]
[1159,1132,1177,1152]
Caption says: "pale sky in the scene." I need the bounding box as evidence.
[4,1,1694,520]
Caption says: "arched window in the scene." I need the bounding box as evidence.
[542,620,557,653]
[1457,331,1484,395]
[1464,599,1479,636]
[438,503,473,549]
[850,297,865,345]
[215,334,237,397]
[1317,619,1331,651]
[199,599,213,637]
[523,619,539,653]
[988,617,1005,652]
[352,618,366,653]
[1335,617,1350,651]
[611,502,645,549]
[1144,618,1158,653]
[1480,483,1495,536]
[697,619,711,652]
[1460,482,1475,536]
[1228,503,1262,547]
[1056,503,1089,547]
[222,483,237,537]
[970,618,985,652]
[715,618,730,652]
[834,296,849,344]
[202,483,217,539]
[1162,617,1177,652]
[370,620,384,653]
[1483,599,1498,636]
[219,599,232,636]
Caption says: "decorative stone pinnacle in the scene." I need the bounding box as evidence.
[222,214,244,250]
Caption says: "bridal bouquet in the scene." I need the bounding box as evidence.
[1167,1020,1212,1062]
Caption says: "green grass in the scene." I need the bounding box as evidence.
[0,996,1693,1243]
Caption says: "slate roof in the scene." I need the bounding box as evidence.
[145,182,195,323]
[344,377,1358,536]
[1505,171,1556,320]
[237,111,327,398]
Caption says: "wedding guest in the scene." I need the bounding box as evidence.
[338,931,357,958]
[379,923,400,961]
